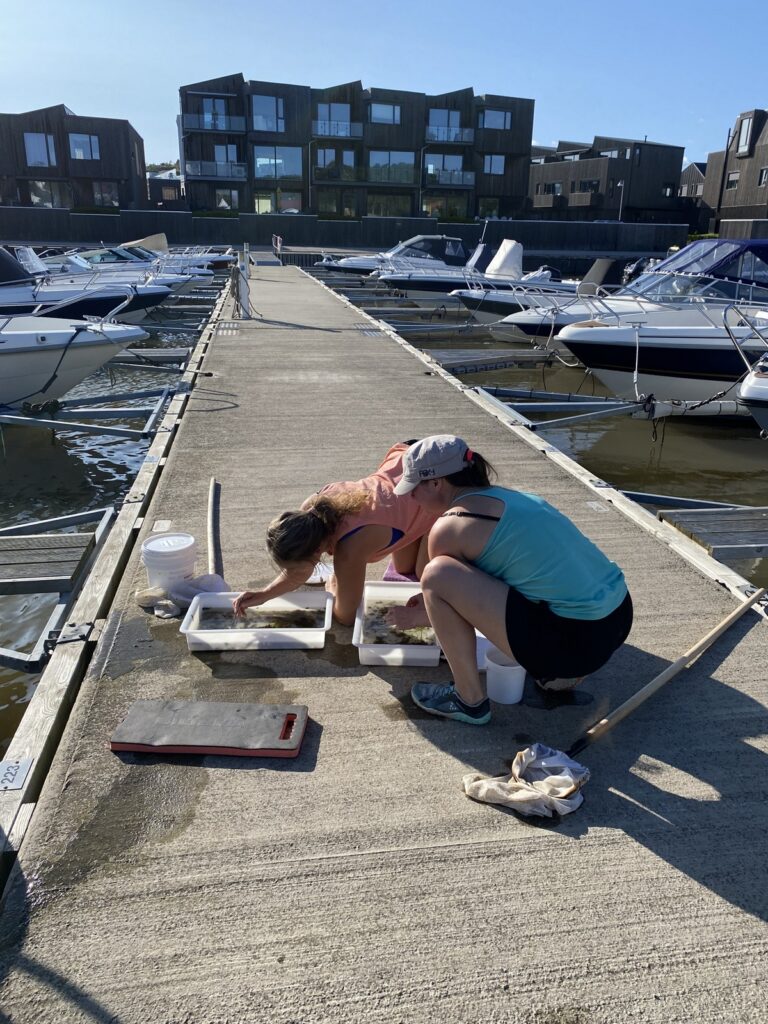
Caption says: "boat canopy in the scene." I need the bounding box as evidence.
[382,235,468,266]
[0,247,35,284]
[647,238,768,281]
[485,239,523,279]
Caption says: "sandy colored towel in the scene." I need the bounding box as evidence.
[463,743,590,817]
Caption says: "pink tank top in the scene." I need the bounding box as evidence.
[318,443,437,562]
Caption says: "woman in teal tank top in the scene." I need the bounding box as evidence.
[389,435,633,725]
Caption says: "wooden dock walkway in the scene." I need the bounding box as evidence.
[1,263,767,1024]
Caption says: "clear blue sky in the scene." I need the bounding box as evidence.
[0,0,762,165]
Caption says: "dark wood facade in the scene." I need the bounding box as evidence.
[528,136,685,223]
[0,105,147,211]
[178,74,534,219]
[702,110,768,229]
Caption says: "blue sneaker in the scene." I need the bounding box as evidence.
[411,682,491,725]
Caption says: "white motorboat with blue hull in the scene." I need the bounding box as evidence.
[0,315,149,408]
[0,248,170,322]
[315,234,471,275]
[556,318,768,402]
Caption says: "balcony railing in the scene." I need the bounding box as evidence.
[533,193,566,208]
[182,113,246,132]
[312,120,363,138]
[185,161,248,179]
[313,165,361,182]
[424,169,475,187]
[568,190,603,207]
[425,126,474,143]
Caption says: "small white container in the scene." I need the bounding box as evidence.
[179,591,333,651]
[475,630,492,671]
[353,581,441,666]
[142,532,197,589]
[485,646,526,704]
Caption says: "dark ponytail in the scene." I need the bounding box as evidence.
[444,450,496,489]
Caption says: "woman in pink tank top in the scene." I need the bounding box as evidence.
[233,443,437,625]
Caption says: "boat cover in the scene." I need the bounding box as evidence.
[121,232,169,252]
[485,239,524,278]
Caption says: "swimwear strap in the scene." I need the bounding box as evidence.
[440,511,501,522]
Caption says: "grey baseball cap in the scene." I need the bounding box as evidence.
[394,435,470,495]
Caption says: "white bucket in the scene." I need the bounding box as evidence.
[485,646,526,704]
[475,630,492,671]
[141,532,197,589]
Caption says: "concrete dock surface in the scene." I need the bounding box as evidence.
[1,265,767,1023]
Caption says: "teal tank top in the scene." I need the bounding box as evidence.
[453,487,627,620]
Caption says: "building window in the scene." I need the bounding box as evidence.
[531,157,544,164]
[366,193,411,217]
[737,116,752,154]
[317,189,356,217]
[427,109,465,142]
[370,103,401,125]
[424,153,463,174]
[253,190,302,214]
[579,179,600,193]
[563,153,580,161]
[214,144,238,164]
[69,133,100,160]
[202,97,227,130]
[254,146,302,178]
[368,151,414,184]
[478,197,499,218]
[316,102,352,136]
[28,180,71,208]
[696,183,704,196]
[483,154,504,175]
[161,186,177,201]
[726,171,740,190]
[661,182,675,198]
[421,193,467,219]
[758,168,768,187]
[599,149,619,158]
[252,95,285,132]
[24,132,56,167]
[570,181,577,193]
[215,188,239,210]
[316,149,356,180]
[544,181,562,195]
[477,109,511,130]
[92,181,119,206]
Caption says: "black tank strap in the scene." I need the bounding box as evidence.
[440,511,501,522]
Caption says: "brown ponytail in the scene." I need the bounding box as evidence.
[266,490,369,566]
[444,451,496,489]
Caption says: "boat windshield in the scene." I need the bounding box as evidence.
[627,271,768,303]
[648,239,743,275]
[383,235,466,264]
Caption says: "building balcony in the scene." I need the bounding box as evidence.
[568,190,603,207]
[312,120,363,138]
[533,193,567,209]
[424,169,475,187]
[182,113,246,132]
[313,165,361,182]
[185,161,248,179]
[425,126,474,144]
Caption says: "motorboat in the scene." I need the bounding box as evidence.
[0,248,171,323]
[121,234,237,271]
[376,239,576,301]
[497,239,768,340]
[546,240,768,402]
[0,313,149,408]
[34,249,211,296]
[737,353,768,433]
[314,234,471,275]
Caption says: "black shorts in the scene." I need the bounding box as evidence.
[505,588,633,681]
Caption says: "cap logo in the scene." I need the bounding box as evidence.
[418,467,436,479]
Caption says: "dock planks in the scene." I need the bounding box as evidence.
[0,532,94,594]
[659,505,768,558]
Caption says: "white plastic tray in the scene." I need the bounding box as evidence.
[352,581,441,666]
[180,591,333,651]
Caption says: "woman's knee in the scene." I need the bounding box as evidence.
[420,554,464,594]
